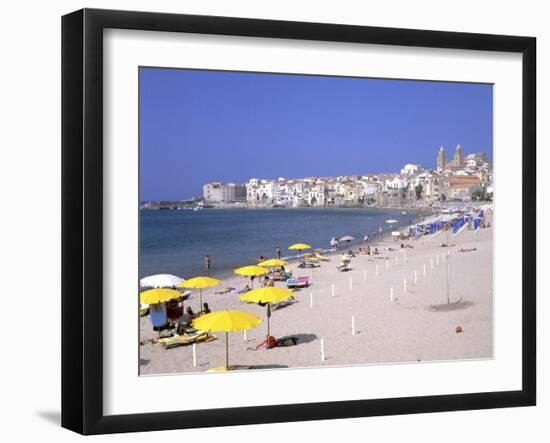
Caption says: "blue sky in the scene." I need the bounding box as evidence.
[139,67,493,201]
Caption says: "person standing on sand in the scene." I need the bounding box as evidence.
[204,255,211,273]
[363,233,369,243]
[276,246,281,260]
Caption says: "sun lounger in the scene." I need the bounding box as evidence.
[304,253,320,262]
[337,262,352,272]
[269,271,292,281]
[160,331,217,348]
[273,298,296,310]
[286,276,310,288]
[314,252,330,261]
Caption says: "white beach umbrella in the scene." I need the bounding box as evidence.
[339,235,355,242]
[140,274,184,288]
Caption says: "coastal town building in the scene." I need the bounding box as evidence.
[201,145,493,207]
[203,182,246,203]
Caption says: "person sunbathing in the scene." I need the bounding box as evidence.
[177,307,196,334]
[215,287,236,294]
[458,247,477,252]
[337,261,352,271]
[298,260,319,269]
[238,284,251,294]
[198,302,211,316]
[373,248,379,255]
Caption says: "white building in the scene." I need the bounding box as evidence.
[307,182,326,206]
[385,177,409,189]
[246,178,278,205]
[363,181,380,196]
[400,163,423,175]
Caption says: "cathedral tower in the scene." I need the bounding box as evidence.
[436,146,447,172]
[452,144,465,168]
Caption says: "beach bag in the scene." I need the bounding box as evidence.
[266,335,277,349]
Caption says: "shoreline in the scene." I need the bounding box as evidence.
[139,207,428,280]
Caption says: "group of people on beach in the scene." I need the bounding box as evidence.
[148,298,213,338]
[358,245,380,256]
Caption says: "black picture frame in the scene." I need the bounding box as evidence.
[62,8,536,435]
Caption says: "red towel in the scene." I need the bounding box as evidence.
[167,305,183,321]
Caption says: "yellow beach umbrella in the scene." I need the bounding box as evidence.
[140,288,181,305]
[234,265,269,288]
[178,276,221,308]
[234,265,269,276]
[288,243,311,251]
[192,310,262,369]
[258,259,288,267]
[240,287,293,337]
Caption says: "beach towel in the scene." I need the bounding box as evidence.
[149,303,167,328]
[276,336,298,347]
[167,305,183,321]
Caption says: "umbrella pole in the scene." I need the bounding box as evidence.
[199,288,203,308]
[267,306,271,337]
[225,332,229,369]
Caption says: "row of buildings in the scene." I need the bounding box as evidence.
[202,145,493,207]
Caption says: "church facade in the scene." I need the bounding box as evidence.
[436,144,465,171]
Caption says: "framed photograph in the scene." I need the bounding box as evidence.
[62,8,536,435]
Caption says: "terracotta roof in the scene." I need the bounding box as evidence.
[449,183,478,189]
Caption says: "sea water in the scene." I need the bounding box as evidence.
[140,207,421,279]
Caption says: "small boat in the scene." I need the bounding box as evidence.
[401,211,407,215]
[386,219,398,224]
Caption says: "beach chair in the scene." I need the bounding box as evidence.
[286,276,310,289]
[337,262,352,272]
[304,253,320,263]
[269,270,292,281]
[160,331,217,349]
[314,252,330,261]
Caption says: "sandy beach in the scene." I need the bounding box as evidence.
[140,217,493,375]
